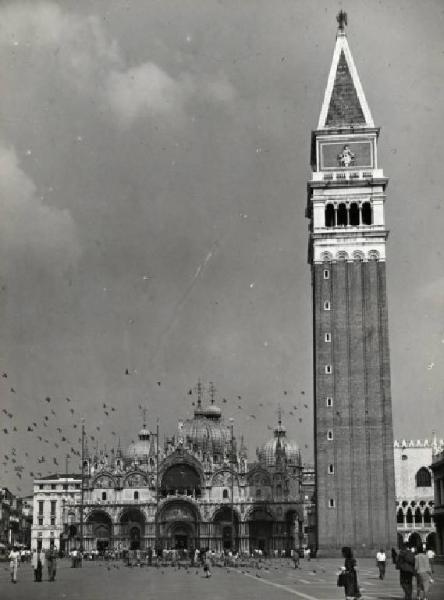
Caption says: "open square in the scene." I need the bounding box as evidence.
[1,558,444,600]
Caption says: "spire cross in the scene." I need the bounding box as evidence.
[142,407,147,428]
[209,381,216,405]
[336,10,348,32]
[196,380,203,408]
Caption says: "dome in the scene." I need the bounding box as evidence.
[126,427,154,458]
[258,421,301,467]
[182,409,231,455]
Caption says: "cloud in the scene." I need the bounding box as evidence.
[0,2,236,127]
[106,63,194,126]
[0,144,80,273]
[0,2,121,90]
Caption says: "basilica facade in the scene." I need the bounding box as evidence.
[33,386,305,555]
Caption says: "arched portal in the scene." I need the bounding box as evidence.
[86,510,112,553]
[120,508,146,551]
[158,500,200,551]
[426,532,437,552]
[213,506,239,552]
[161,463,202,498]
[248,507,274,556]
[408,532,423,552]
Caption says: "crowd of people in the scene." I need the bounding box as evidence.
[8,545,58,584]
[337,543,435,600]
[7,541,438,598]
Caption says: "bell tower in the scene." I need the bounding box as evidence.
[306,13,396,555]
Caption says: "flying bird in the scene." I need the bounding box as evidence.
[45,397,51,402]
[66,397,71,402]
[2,373,7,378]
[10,388,15,393]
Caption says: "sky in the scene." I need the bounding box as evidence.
[1,0,444,496]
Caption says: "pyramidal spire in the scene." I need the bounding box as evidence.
[318,12,374,129]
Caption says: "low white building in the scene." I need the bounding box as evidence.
[394,436,443,550]
[31,474,81,551]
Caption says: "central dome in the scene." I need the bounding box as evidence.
[181,401,231,455]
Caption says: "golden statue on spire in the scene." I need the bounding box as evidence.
[337,10,348,31]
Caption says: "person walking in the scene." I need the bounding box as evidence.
[292,548,300,569]
[203,552,211,578]
[47,546,57,581]
[32,548,45,582]
[376,548,387,580]
[340,547,361,600]
[396,543,416,600]
[9,546,20,584]
[415,546,433,600]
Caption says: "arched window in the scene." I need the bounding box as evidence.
[406,508,413,525]
[223,489,229,499]
[256,488,262,498]
[101,492,107,501]
[397,508,404,524]
[337,203,348,226]
[134,491,139,500]
[325,204,335,227]
[362,202,372,225]
[276,484,282,497]
[416,467,432,487]
[414,508,422,525]
[349,203,360,226]
[424,508,431,525]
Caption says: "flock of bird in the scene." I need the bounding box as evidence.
[1,370,310,495]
